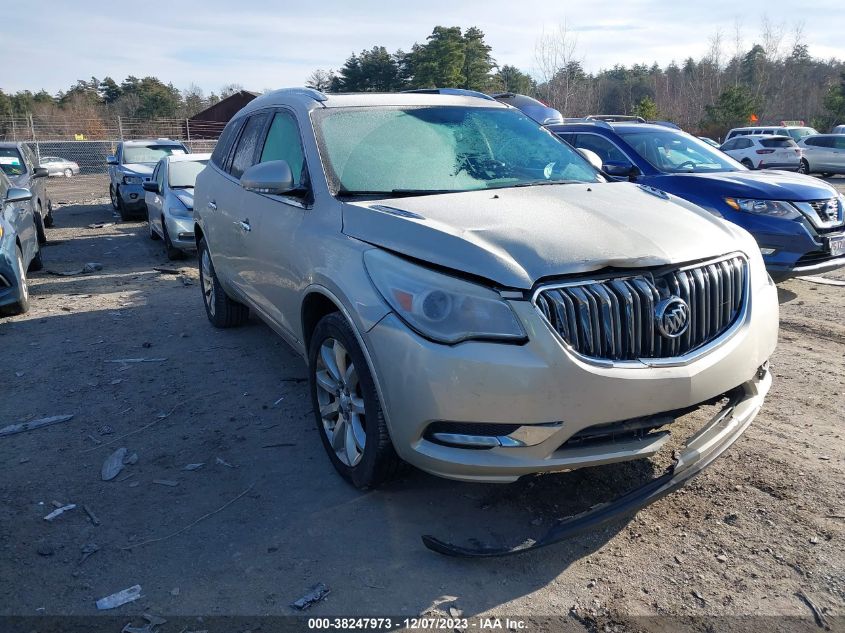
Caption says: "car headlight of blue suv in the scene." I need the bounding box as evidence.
[364,249,526,344]
[724,198,800,219]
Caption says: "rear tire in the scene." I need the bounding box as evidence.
[309,312,401,489]
[28,242,43,272]
[35,204,47,245]
[798,159,809,174]
[741,158,754,169]
[198,237,248,328]
[64,168,73,178]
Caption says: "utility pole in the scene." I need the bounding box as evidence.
[117,116,124,141]
[28,113,39,161]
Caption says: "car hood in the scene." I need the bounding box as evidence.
[651,170,838,201]
[342,182,749,289]
[121,163,155,177]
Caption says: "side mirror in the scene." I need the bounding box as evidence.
[603,161,640,181]
[577,148,604,171]
[107,155,118,165]
[33,167,49,178]
[240,160,294,195]
[142,181,160,193]
[4,187,33,204]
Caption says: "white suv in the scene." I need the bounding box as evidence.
[719,134,802,171]
[725,125,818,143]
[192,88,778,553]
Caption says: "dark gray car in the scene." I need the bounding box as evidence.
[0,142,53,243]
[0,171,42,316]
[107,139,190,220]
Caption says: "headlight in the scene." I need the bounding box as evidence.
[168,203,192,218]
[123,175,142,185]
[0,225,4,242]
[364,250,526,344]
[724,198,799,219]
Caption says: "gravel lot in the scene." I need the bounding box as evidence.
[1,180,844,631]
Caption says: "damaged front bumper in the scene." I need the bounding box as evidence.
[422,365,771,557]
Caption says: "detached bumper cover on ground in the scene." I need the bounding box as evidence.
[422,366,771,557]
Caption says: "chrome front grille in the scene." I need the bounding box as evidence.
[534,254,748,362]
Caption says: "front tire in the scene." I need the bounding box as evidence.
[2,246,30,316]
[163,222,184,260]
[198,237,248,328]
[110,185,119,211]
[309,313,401,489]
[741,158,754,169]
[798,159,809,174]
[64,168,73,178]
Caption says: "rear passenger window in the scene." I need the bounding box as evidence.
[228,113,270,179]
[836,137,845,149]
[260,112,307,188]
[211,118,243,169]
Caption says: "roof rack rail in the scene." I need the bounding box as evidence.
[557,117,613,129]
[403,88,496,101]
[276,87,328,102]
[586,114,646,123]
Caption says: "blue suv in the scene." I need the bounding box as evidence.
[547,119,845,281]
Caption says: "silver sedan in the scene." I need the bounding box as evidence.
[39,156,80,177]
[143,153,210,260]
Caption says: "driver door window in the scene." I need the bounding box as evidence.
[573,134,628,165]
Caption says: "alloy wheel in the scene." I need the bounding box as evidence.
[315,337,367,467]
[200,249,216,317]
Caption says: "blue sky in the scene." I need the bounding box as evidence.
[3,0,843,95]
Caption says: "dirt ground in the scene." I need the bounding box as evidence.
[1,179,844,632]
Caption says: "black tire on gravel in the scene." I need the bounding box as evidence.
[163,222,184,260]
[798,159,809,175]
[28,242,43,272]
[308,312,402,489]
[110,185,119,211]
[198,237,248,328]
[1,246,30,316]
[35,205,47,245]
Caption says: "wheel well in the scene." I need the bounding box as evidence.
[194,224,204,249]
[301,292,341,352]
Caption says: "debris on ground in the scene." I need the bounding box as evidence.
[124,452,139,465]
[43,503,76,522]
[83,504,101,526]
[106,358,168,364]
[796,275,845,287]
[102,447,128,481]
[98,424,115,435]
[183,463,204,471]
[78,543,100,565]
[46,262,103,276]
[796,590,830,629]
[95,584,142,610]
[36,541,55,557]
[153,479,179,487]
[121,613,167,633]
[290,582,330,610]
[215,457,234,468]
[153,267,182,275]
[88,222,115,229]
[0,414,74,438]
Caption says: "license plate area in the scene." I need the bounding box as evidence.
[829,234,845,257]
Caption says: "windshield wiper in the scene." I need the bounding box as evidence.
[509,179,585,187]
[170,185,194,189]
[337,189,464,198]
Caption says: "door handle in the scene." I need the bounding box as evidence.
[235,219,251,232]
[207,200,217,211]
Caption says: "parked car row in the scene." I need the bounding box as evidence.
[180,88,781,553]
[0,170,42,316]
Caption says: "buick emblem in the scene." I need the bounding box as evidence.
[655,297,690,338]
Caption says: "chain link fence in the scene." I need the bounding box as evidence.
[0,115,222,204]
